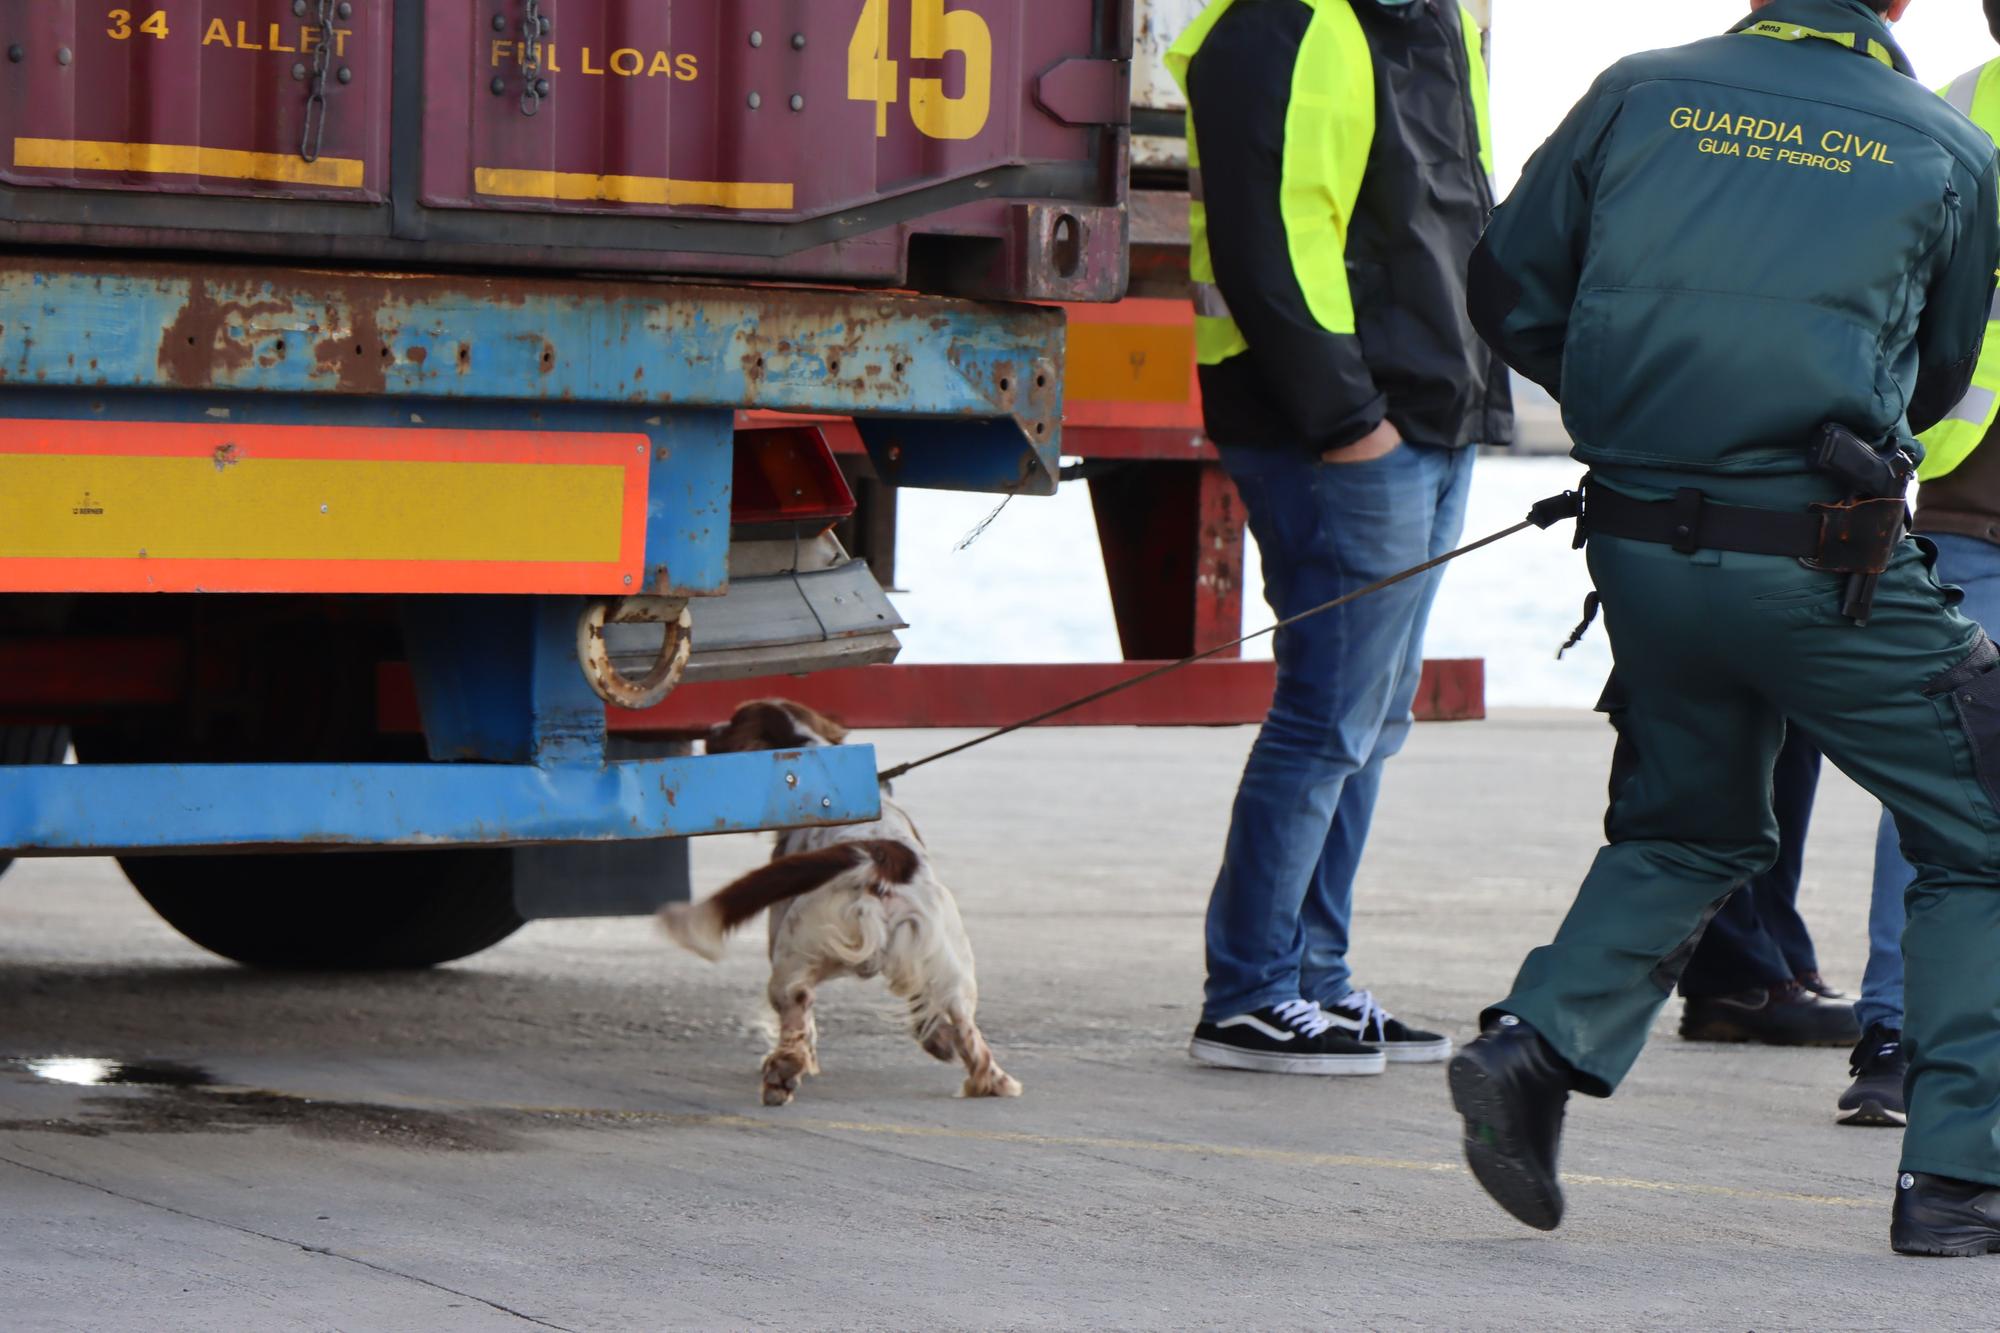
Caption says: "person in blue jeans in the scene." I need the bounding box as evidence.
[1196,443,1476,1074]
[1838,44,2000,1129]
[1849,533,2000,1126]
[1170,0,1510,1076]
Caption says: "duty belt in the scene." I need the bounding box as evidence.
[1576,481,1909,624]
[1580,483,1906,571]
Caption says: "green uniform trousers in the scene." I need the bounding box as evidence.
[1496,530,2000,1186]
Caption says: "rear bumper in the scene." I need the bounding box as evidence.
[0,745,880,856]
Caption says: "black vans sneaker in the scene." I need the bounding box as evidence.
[1190,1000,1386,1076]
[1837,1024,1907,1128]
[1320,989,1454,1063]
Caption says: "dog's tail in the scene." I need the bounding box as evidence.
[659,840,921,961]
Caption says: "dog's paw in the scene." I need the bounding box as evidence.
[961,1070,1023,1099]
[761,1049,808,1106]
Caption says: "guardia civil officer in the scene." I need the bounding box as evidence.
[1451,0,2000,1254]
[1168,0,1512,1077]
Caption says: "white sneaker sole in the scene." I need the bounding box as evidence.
[1836,1098,1907,1128]
[1378,1037,1455,1065]
[1188,1038,1386,1076]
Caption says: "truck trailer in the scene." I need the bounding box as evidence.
[0,0,1131,968]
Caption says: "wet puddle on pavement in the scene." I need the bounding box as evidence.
[8,1056,215,1088]
[1,1056,519,1150]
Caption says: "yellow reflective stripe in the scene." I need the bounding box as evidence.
[1281,3,1373,339]
[1738,20,1895,70]
[1921,57,2000,481]
[1163,0,1244,98]
[1460,6,1495,186]
[1194,314,1249,366]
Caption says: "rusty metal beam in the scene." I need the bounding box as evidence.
[0,260,1064,494]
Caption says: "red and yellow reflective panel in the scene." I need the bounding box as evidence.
[0,420,649,593]
[1062,299,1203,431]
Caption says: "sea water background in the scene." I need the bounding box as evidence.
[891,454,1611,710]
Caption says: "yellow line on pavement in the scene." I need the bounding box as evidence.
[506,1104,1876,1210]
[181,1083,1876,1212]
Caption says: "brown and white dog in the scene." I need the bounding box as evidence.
[661,699,1020,1107]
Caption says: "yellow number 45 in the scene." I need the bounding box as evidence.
[847,0,993,142]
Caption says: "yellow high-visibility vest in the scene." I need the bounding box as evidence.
[1926,58,2000,480]
[1164,1,1493,368]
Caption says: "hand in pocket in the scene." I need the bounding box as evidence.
[1323,421,1403,465]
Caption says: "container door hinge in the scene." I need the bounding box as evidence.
[1034,59,1131,128]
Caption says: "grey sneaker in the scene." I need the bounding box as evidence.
[1837,1025,1907,1128]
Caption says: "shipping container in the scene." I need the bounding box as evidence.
[0,0,1131,299]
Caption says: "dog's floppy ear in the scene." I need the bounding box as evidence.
[707,700,814,754]
[779,701,848,745]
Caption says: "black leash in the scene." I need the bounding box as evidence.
[877,489,1584,783]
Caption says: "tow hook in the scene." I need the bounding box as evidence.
[576,596,692,710]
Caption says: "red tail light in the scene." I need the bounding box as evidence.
[730,426,858,532]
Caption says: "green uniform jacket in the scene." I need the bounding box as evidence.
[1468,0,2000,498]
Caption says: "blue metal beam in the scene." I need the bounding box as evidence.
[0,747,882,854]
[0,261,1065,496]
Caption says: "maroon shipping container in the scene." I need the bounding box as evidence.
[0,0,1131,298]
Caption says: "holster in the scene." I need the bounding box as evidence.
[1800,496,1908,577]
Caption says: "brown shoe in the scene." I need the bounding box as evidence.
[1679,980,1860,1047]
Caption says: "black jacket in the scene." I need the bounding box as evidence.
[1188,0,1512,453]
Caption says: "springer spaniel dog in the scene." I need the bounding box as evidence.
[661,700,1020,1107]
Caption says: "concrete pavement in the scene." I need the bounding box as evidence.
[0,713,1983,1329]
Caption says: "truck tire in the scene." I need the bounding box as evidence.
[118,848,523,970]
[0,724,70,879]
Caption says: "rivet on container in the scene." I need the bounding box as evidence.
[337,1,353,18]
[535,78,550,95]
[790,95,804,112]
[749,30,764,48]
[490,76,507,95]
[747,91,762,110]
[56,46,71,66]
[492,12,508,31]
[294,62,309,80]
[295,0,309,14]
[9,45,25,64]
[337,65,353,84]
[792,33,807,50]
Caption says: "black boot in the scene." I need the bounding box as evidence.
[1449,1015,1573,1231]
[1892,1173,2000,1257]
